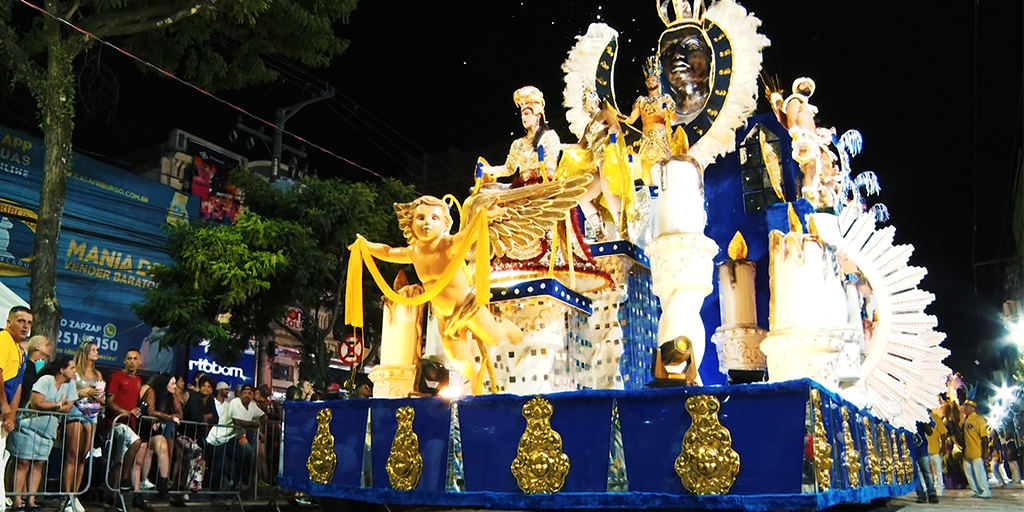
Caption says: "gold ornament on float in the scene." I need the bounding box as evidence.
[386,406,424,491]
[810,390,833,491]
[511,396,570,494]
[878,425,893,485]
[840,407,860,488]
[307,408,338,484]
[674,395,740,495]
[902,432,914,482]
[862,417,880,485]
[891,431,906,484]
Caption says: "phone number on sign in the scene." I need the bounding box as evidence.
[57,330,120,352]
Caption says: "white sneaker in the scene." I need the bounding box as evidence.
[73,497,85,512]
[63,505,75,512]
[142,479,156,490]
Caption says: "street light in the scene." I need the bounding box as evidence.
[1010,320,1024,348]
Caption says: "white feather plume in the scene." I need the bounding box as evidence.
[688,0,771,168]
[562,23,619,140]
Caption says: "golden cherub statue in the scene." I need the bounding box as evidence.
[347,175,592,394]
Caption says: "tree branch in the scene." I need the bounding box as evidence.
[70,1,216,57]
[65,0,81,19]
[0,22,43,91]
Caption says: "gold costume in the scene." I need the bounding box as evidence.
[634,94,675,180]
[500,131,562,184]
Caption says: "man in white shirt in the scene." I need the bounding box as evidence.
[214,381,230,419]
[205,384,265,492]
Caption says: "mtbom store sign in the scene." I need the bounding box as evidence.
[188,344,255,388]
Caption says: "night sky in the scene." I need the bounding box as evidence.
[2,0,1021,385]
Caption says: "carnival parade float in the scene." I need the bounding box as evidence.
[278,1,950,509]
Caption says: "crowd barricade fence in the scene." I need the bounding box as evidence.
[104,413,254,511]
[6,408,98,509]
[249,419,285,502]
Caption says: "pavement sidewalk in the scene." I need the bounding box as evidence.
[888,485,1024,511]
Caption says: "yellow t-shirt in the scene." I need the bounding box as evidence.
[962,411,989,460]
[0,329,23,383]
[926,409,947,455]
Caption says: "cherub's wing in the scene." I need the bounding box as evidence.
[463,175,592,259]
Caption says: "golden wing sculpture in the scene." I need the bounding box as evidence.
[462,175,593,260]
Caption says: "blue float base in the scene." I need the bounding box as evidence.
[279,379,915,510]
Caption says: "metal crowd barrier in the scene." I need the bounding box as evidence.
[249,420,284,502]
[5,408,98,509]
[104,413,256,512]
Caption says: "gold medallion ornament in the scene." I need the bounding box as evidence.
[675,395,740,495]
[511,396,571,494]
[862,417,880,485]
[307,408,338,484]
[840,408,860,488]
[809,390,833,491]
[386,406,424,491]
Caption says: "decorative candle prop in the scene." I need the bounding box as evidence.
[711,231,767,378]
[760,204,843,390]
[718,232,757,326]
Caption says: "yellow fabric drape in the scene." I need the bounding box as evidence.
[345,212,491,329]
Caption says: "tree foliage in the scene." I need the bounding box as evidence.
[133,168,416,385]
[0,0,359,342]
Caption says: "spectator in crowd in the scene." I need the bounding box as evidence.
[17,336,51,409]
[214,381,231,420]
[8,354,76,512]
[284,386,299,401]
[960,400,992,498]
[141,374,182,500]
[355,374,373,399]
[206,384,266,494]
[189,372,206,393]
[175,374,190,408]
[1,305,31,512]
[106,350,151,511]
[65,339,105,512]
[298,380,314,401]
[184,375,219,428]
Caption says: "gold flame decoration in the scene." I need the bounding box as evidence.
[727,231,748,261]
[787,203,803,234]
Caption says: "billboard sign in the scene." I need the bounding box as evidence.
[0,125,200,367]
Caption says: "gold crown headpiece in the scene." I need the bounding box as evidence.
[513,85,545,115]
[643,55,662,79]
[657,0,705,27]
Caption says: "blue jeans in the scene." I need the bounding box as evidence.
[915,455,936,500]
[205,438,254,491]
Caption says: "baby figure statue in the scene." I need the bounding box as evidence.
[355,196,522,392]
[350,176,592,395]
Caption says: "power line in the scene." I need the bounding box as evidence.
[16,0,389,181]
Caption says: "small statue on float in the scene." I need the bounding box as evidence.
[770,77,840,209]
[622,56,675,184]
[346,176,593,395]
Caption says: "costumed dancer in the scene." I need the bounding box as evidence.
[622,56,675,185]
[557,85,635,241]
[479,86,610,292]
[481,86,561,187]
[959,400,992,498]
